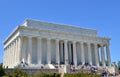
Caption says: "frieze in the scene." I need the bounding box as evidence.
[23,19,97,36]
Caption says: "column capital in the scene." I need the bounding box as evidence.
[68,42,71,45]
[87,42,91,47]
[28,36,32,39]
[47,38,51,41]
[87,42,91,44]
[106,43,109,47]
[64,40,68,42]
[100,44,104,47]
[11,42,13,46]
[17,35,22,38]
[37,37,42,39]
[73,41,76,44]
[94,43,98,46]
[60,41,64,44]
[80,41,84,45]
[56,39,59,41]
[13,41,15,44]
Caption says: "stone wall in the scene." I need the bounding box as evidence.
[4,68,58,75]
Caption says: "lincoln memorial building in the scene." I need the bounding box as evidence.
[3,19,111,68]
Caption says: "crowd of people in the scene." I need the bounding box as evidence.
[17,61,120,77]
[69,63,115,77]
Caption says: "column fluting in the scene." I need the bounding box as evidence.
[88,42,92,65]
[64,40,68,64]
[56,39,60,64]
[94,43,99,67]
[47,38,51,64]
[37,37,42,64]
[73,41,77,66]
[101,44,105,67]
[27,36,32,64]
[81,42,85,65]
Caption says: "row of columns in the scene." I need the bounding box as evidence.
[26,36,111,67]
[100,44,111,66]
[4,36,22,67]
[3,36,111,67]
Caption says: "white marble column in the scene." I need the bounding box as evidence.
[9,44,11,66]
[3,48,6,67]
[68,42,72,64]
[81,42,85,65]
[47,38,51,64]
[28,36,32,64]
[56,39,60,64]
[73,41,77,66]
[94,43,99,67]
[16,38,19,63]
[6,48,8,66]
[87,42,92,65]
[18,36,23,63]
[64,40,68,64]
[37,37,42,64]
[106,44,111,66]
[60,41,64,63]
[15,39,18,64]
[12,42,15,65]
[14,40,16,64]
[7,45,10,66]
[5,48,7,66]
[101,44,105,67]
[11,43,13,66]
[10,44,12,66]
[6,45,9,66]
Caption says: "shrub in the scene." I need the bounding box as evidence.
[64,73,100,77]
[12,68,28,77]
[0,63,5,76]
[31,72,60,77]
[4,71,11,77]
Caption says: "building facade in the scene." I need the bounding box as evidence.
[3,19,111,68]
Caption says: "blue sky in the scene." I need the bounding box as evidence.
[0,0,120,63]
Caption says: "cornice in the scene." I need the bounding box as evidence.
[3,25,110,46]
[20,26,110,41]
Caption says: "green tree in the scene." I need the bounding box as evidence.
[0,63,5,76]
[117,61,120,71]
